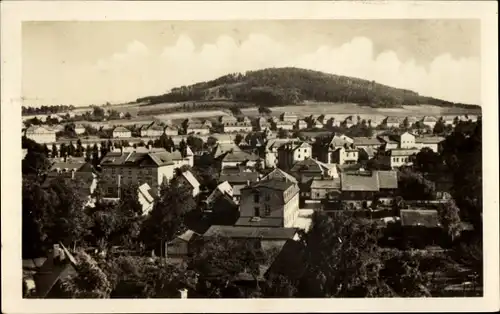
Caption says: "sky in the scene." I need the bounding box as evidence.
[22,20,481,106]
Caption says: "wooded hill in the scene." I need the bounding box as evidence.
[136,67,479,109]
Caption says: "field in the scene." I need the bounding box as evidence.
[73,100,481,129]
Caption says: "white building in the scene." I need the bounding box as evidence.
[140,122,164,137]
[296,119,308,130]
[223,121,253,133]
[24,126,56,144]
[277,141,312,170]
[112,126,131,138]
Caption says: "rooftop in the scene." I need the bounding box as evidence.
[235,217,283,228]
[100,151,175,167]
[113,126,130,132]
[203,225,297,240]
[260,168,298,184]
[400,209,441,228]
[352,137,383,146]
[243,178,295,192]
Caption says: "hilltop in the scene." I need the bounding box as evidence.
[136,67,479,109]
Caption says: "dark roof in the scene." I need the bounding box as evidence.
[377,170,398,189]
[33,243,78,298]
[203,225,297,240]
[341,171,380,191]
[400,209,441,228]
[415,136,445,144]
[290,158,323,173]
[220,150,260,162]
[261,168,298,184]
[310,178,341,190]
[265,240,306,280]
[352,137,383,146]
[100,151,175,167]
[219,172,259,184]
[242,178,295,192]
[235,217,283,228]
[23,258,47,271]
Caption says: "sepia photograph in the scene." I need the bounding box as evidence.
[2,1,499,313]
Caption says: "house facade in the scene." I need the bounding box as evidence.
[277,141,312,170]
[223,121,253,133]
[140,122,164,137]
[238,178,300,228]
[99,151,177,197]
[112,126,131,138]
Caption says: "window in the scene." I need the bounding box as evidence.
[265,194,271,201]
[254,193,260,203]
[254,207,260,217]
[316,192,320,198]
[265,205,271,216]
[107,187,114,195]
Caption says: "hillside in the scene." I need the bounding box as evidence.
[136,67,479,109]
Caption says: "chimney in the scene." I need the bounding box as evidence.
[179,288,188,299]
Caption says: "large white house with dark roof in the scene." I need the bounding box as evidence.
[99,150,179,196]
[112,126,131,138]
[25,126,56,144]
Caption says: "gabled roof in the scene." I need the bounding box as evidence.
[220,150,260,163]
[341,171,380,191]
[352,137,383,146]
[389,148,420,156]
[384,116,401,124]
[203,225,297,240]
[415,136,445,144]
[377,170,398,189]
[422,116,438,122]
[235,217,283,228]
[242,178,295,192]
[181,170,201,190]
[100,151,175,167]
[290,158,331,174]
[26,126,55,134]
[113,126,130,133]
[329,134,353,147]
[310,177,341,189]
[261,168,298,184]
[219,172,260,185]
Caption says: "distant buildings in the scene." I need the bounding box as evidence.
[277,141,312,170]
[140,122,164,137]
[25,126,56,144]
[112,126,131,138]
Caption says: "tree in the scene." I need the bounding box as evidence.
[189,236,266,296]
[140,180,196,253]
[380,250,431,297]
[179,139,187,157]
[234,134,244,146]
[57,250,112,298]
[414,147,443,174]
[397,168,436,200]
[299,211,393,297]
[186,136,204,153]
[438,199,462,242]
[125,112,132,119]
[402,117,410,129]
[92,106,105,118]
[433,118,446,135]
[51,143,59,158]
[68,141,76,157]
[258,106,272,115]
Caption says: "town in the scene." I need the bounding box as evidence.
[21,104,482,299]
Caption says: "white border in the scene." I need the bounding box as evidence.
[1,1,499,313]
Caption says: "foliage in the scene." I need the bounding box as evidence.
[414,147,443,173]
[234,134,244,145]
[22,104,74,116]
[437,199,462,241]
[397,168,436,200]
[22,136,52,177]
[140,180,196,252]
[58,250,112,298]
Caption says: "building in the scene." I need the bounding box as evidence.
[261,167,298,184]
[164,125,179,136]
[25,126,56,144]
[203,225,298,243]
[296,119,308,130]
[277,141,312,170]
[382,116,401,128]
[166,230,200,262]
[186,120,211,135]
[273,120,295,131]
[307,177,341,201]
[140,122,164,137]
[325,117,340,128]
[219,171,260,203]
[380,148,420,168]
[264,138,299,168]
[112,126,131,138]
[329,146,359,165]
[205,181,233,206]
[219,115,238,125]
[312,119,324,129]
[352,137,383,150]
[74,124,86,135]
[421,116,438,129]
[33,243,78,298]
[280,112,298,122]
[137,183,156,215]
[340,170,398,204]
[238,177,300,228]
[223,121,253,133]
[415,136,445,153]
[256,117,271,131]
[217,148,260,169]
[377,135,400,150]
[99,150,178,196]
[290,158,339,182]
[175,170,201,197]
[343,116,355,128]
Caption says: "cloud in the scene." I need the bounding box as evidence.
[33,34,480,105]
